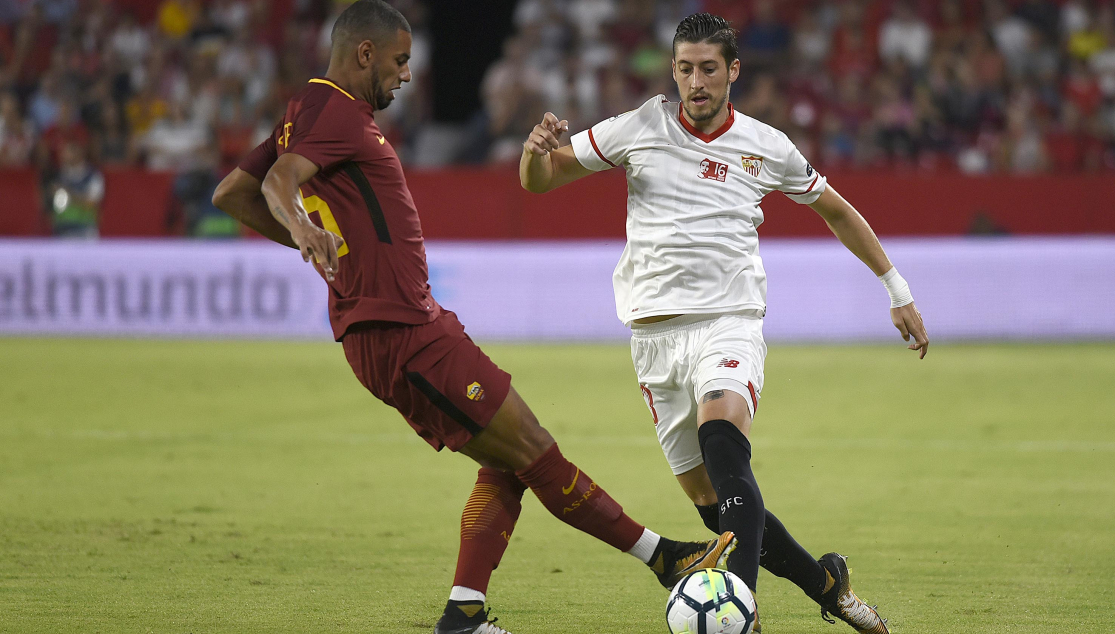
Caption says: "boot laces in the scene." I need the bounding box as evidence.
[822,590,883,628]
[475,610,511,634]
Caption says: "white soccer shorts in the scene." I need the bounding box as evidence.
[630,311,766,475]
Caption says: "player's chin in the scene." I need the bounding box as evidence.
[686,99,712,117]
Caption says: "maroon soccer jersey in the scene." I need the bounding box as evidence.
[239,78,440,339]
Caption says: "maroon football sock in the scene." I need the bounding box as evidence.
[515,444,644,552]
[451,467,527,594]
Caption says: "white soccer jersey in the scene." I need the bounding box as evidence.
[570,95,827,325]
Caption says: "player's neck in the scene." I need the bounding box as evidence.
[682,105,731,135]
[323,65,371,107]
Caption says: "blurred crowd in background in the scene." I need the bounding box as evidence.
[490,0,1115,172]
[1,0,1114,236]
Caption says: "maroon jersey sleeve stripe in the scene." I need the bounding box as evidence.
[340,162,392,244]
[588,128,617,168]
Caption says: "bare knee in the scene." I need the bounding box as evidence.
[460,386,555,471]
[676,465,718,506]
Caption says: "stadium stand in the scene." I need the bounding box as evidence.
[0,0,1113,238]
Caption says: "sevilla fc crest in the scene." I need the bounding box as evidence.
[740,155,764,177]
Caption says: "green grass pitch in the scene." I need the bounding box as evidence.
[1,338,1113,633]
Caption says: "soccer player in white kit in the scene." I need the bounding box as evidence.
[520,13,929,634]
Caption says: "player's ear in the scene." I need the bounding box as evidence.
[357,39,376,68]
[728,58,740,84]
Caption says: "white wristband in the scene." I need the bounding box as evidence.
[879,267,914,308]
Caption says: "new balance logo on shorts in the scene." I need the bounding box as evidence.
[716,358,740,368]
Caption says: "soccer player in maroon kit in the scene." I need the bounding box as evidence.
[212,2,736,633]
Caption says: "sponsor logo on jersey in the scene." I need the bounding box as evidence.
[740,155,764,177]
[466,381,485,401]
[716,358,740,368]
[698,158,728,182]
[806,163,814,177]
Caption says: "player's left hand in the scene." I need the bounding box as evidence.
[290,219,345,282]
[891,303,928,358]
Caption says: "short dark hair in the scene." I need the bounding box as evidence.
[672,13,738,65]
[331,0,411,49]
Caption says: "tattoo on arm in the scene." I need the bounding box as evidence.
[270,204,290,226]
[701,390,726,404]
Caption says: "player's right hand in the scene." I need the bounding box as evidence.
[891,302,929,359]
[290,219,345,282]
[523,112,569,156]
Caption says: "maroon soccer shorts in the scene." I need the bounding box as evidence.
[341,310,512,452]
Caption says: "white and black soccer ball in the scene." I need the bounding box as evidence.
[666,568,757,634]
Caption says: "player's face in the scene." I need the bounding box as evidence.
[371,29,413,110]
[672,42,739,123]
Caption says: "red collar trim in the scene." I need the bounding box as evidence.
[677,102,735,143]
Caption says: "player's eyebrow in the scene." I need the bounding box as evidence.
[676,58,718,67]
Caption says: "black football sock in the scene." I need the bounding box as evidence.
[698,419,764,592]
[696,503,720,533]
[759,509,829,600]
[698,502,828,597]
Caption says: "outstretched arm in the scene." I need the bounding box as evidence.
[212,168,297,249]
[520,112,594,193]
[261,153,345,281]
[809,185,930,358]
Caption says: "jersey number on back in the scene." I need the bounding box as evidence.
[299,189,349,257]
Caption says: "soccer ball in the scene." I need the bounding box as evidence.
[666,569,757,634]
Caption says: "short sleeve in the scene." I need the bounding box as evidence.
[778,142,826,204]
[570,108,642,172]
[238,128,278,182]
[286,99,360,171]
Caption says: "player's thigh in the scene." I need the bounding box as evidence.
[460,385,555,471]
[692,313,766,435]
[361,311,515,455]
[631,334,704,477]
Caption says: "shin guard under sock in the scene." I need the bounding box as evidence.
[698,420,765,591]
[450,467,527,595]
[516,443,644,552]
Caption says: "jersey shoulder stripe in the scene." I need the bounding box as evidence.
[587,128,617,168]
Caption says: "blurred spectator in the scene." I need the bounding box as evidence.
[158,0,201,41]
[126,84,168,136]
[739,0,791,74]
[140,101,209,171]
[878,1,932,70]
[38,0,77,25]
[0,90,35,165]
[48,140,104,238]
[987,0,1032,78]
[109,11,151,71]
[792,11,830,68]
[828,1,877,80]
[38,98,90,167]
[92,99,130,165]
[481,34,544,162]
